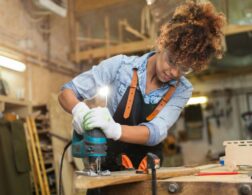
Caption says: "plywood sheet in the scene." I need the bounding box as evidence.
[49,94,74,195]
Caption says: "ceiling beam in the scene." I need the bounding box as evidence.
[75,0,128,16]
[73,24,252,61]
[71,39,153,61]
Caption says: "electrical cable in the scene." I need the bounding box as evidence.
[59,141,72,195]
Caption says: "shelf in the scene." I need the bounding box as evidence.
[0,95,30,106]
[0,95,32,117]
[44,160,54,165]
[46,167,55,173]
[37,129,49,134]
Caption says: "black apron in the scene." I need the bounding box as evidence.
[102,69,163,171]
[87,68,171,195]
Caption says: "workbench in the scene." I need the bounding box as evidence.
[74,164,252,195]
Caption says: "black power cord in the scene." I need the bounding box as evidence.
[59,141,72,195]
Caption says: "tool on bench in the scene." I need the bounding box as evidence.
[117,153,160,195]
[136,153,160,174]
[197,171,252,180]
[72,129,110,176]
[196,171,239,176]
[136,153,160,195]
[59,128,110,195]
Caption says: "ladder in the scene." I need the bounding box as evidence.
[25,116,50,195]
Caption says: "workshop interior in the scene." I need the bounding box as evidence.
[0,0,252,195]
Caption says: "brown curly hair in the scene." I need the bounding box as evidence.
[156,1,226,72]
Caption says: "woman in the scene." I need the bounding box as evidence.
[59,1,225,171]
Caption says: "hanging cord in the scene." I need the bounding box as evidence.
[59,141,72,195]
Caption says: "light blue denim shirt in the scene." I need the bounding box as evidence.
[62,52,193,146]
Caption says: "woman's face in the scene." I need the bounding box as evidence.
[155,51,191,83]
[155,51,180,83]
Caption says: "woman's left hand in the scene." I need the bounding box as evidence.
[82,107,122,140]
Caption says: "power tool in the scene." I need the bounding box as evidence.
[59,127,110,195]
[71,128,110,176]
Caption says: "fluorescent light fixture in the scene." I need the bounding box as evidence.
[98,86,110,97]
[146,0,156,5]
[187,96,208,106]
[0,56,26,72]
[37,0,67,17]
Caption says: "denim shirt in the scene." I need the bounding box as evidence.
[62,52,193,146]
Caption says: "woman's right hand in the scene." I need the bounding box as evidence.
[71,102,90,134]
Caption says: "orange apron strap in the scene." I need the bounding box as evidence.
[136,156,148,173]
[123,69,138,119]
[146,82,179,121]
[121,154,134,169]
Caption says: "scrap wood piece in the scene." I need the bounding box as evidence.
[75,166,199,190]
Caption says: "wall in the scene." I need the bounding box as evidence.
[179,73,252,165]
[0,63,71,105]
[0,0,74,105]
[0,0,73,68]
[28,64,71,105]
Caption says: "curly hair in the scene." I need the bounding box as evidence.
[156,1,226,72]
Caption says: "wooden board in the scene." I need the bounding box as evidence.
[75,167,199,190]
[164,165,252,183]
[49,94,75,195]
[97,165,252,195]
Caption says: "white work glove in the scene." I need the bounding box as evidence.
[83,107,122,140]
[71,102,90,134]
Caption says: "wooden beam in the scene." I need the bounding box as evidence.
[122,19,147,40]
[73,24,252,61]
[224,25,252,35]
[77,37,118,44]
[104,15,110,58]
[71,39,154,61]
[75,0,128,16]
[68,0,76,56]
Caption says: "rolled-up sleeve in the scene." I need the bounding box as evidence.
[62,55,124,100]
[140,85,193,146]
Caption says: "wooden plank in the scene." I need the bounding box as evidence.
[165,173,252,183]
[74,167,199,190]
[98,181,252,195]
[75,0,128,16]
[77,37,118,44]
[224,25,252,36]
[157,182,252,195]
[74,24,252,61]
[71,39,153,61]
[99,165,252,195]
[48,94,75,195]
[105,15,110,58]
[165,165,252,183]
